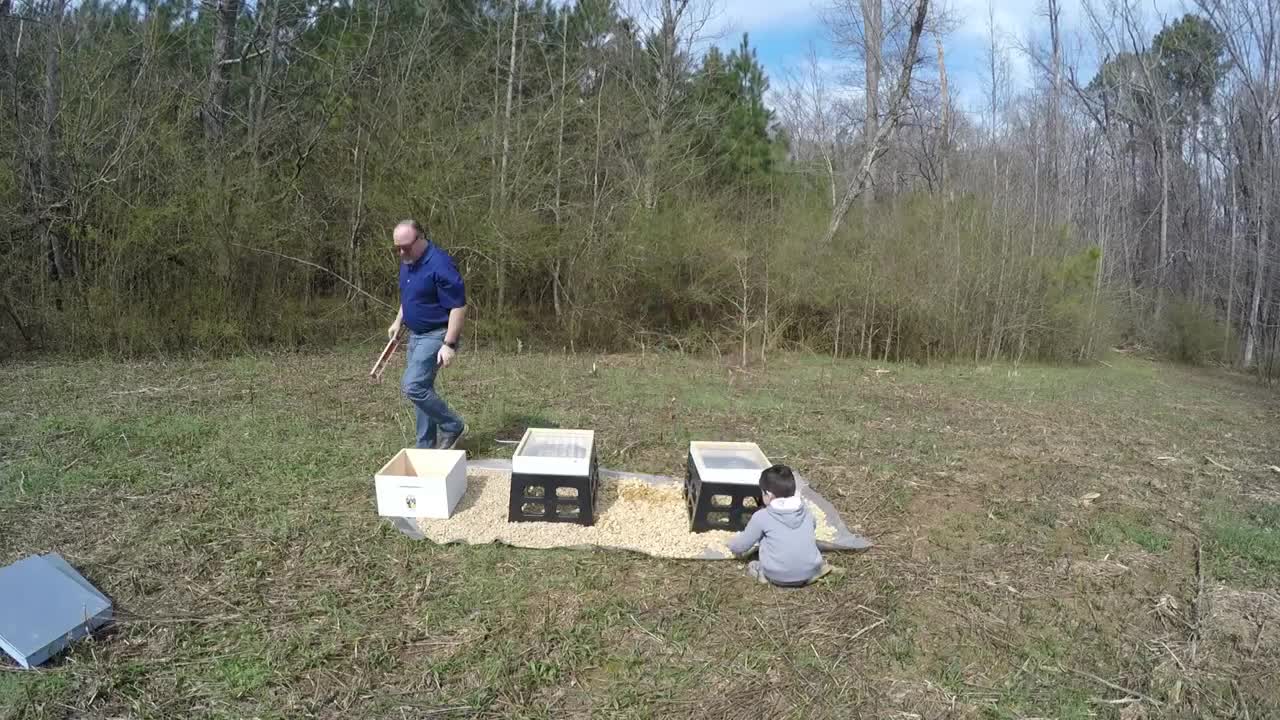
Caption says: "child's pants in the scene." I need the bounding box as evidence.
[746,560,832,587]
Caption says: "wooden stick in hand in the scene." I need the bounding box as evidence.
[369,333,401,382]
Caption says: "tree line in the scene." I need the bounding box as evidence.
[1,0,1277,379]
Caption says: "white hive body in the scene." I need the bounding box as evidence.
[375,449,468,519]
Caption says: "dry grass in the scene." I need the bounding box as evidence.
[1,349,1278,718]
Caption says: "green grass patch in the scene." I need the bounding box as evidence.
[1086,512,1172,553]
[215,656,273,698]
[1206,501,1280,588]
[0,672,69,717]
[980,683,1093,720]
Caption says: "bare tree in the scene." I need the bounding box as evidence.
[37,0,72,283]
[247,0,282,171]
[934,31,949,192]
[821,0,929,245]
[861,0,882,205]
[552,8,568,319]
[203,0,241,146]
[0,0,14,141]
[1195,0,1278,367]
[1078,0,1177,315]
[630,0,717,210]
[1045,0,1063,202]
[495,0,519,309]
[777,45,844,208]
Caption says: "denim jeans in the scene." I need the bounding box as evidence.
[401,328,465,449]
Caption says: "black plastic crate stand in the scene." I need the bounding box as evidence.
[508,429,600,525]
[685,441,770,533]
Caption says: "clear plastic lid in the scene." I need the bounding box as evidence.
[519,432,591,459]
[689,441,771,485]
[698,448,767,470]
[513,429,596,475]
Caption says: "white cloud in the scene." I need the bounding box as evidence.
[620,0,824,42]
[711,0,825,35]
[768,53,866,111]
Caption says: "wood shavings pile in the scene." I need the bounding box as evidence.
[807,499,837,543]
[414,469,840,559]
[417,470,734,558]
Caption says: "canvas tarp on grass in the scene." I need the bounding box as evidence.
[387,459,871,560]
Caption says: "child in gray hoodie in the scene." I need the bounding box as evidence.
[726,464,825,586]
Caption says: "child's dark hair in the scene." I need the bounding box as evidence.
[759,464,796,498]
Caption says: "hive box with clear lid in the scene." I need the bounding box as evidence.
[375,449,467,519]
[508,429,599,525]
[0,553,112,669]
[685,441,769,532]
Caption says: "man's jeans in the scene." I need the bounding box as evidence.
[401,329,465,449]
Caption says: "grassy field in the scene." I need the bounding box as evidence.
[2,349,1278,719]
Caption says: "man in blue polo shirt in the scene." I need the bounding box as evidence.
[387,219,468,450]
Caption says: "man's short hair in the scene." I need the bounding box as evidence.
[399,218,427,240]
[759,464,796,498]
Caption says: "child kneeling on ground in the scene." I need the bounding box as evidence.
[727,464,827,586]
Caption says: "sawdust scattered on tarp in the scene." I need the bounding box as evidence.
[396,461,872,560]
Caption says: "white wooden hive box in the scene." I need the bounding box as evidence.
[374,449,468,519]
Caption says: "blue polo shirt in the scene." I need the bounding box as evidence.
[399,241,466,333]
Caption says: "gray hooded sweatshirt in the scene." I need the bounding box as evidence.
[726,496,824,585]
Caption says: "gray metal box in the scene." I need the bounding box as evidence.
[0,553,112,669]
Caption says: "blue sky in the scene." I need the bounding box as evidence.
[705,0,1187,121]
